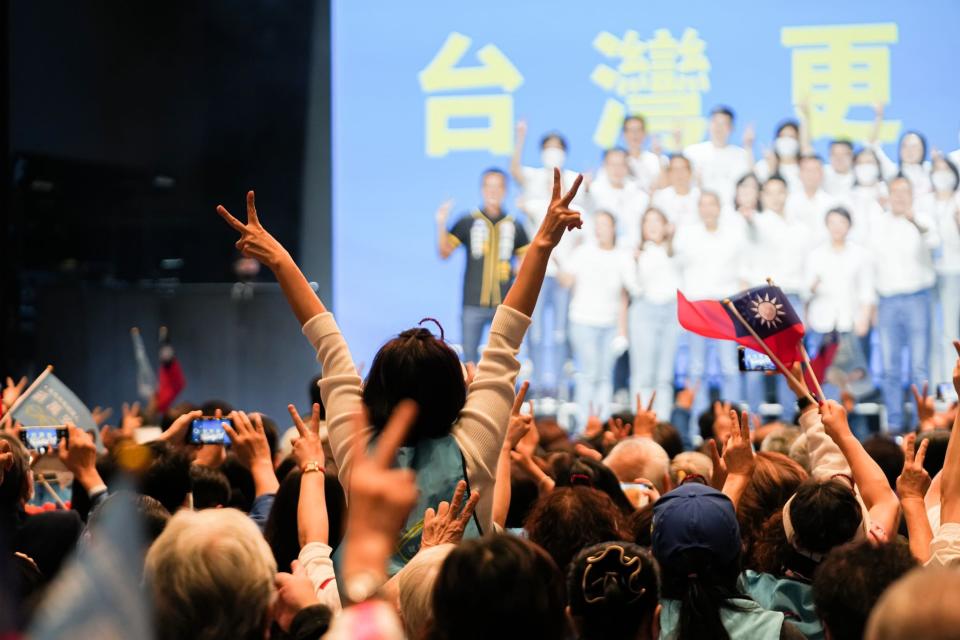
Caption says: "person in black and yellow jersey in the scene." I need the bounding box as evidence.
[436,168,530,363]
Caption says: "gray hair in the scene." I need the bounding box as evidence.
[144,508,277,640]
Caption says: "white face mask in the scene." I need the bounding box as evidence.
[855,164,879,185]
[933,170,957,193]
[774,136,799,158]
[541,147,566,169]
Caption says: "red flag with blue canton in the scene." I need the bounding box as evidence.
[677,285,805,366]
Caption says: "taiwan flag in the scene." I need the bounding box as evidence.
[677,285,805,366]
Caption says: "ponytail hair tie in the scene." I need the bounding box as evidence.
[570,473,593,487]
[417,317,445,341]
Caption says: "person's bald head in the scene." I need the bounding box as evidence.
[603,437,670,491]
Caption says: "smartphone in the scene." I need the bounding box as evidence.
[738,347,777,372]
[188,417,232,446]
[19,427,69,454]
[620,482,653,509]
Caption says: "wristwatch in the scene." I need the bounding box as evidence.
[301,460,323,475]
[796,396,814,412]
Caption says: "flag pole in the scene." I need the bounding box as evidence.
[723,299,817,404]
[762,277,825,402]
[6,365,53,416]
[799,344,826,401]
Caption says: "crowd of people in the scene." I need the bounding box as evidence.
[2,172,960,639]
[436,105,960,434]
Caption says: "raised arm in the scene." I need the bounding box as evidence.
[942,340,960,525]
[435,199,457,259]
[492,383,533,529]
[897,433,933,563]
[503,169,583,316]
[217,191,325,325]
[721,409,756,510]
[821,401,901,539]
[510,120,528,186]
[450,169,582,532]
[216,190,364,491]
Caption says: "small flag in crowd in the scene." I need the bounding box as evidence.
[8,367,103,450]
[677,285,806,367]
[154,326,185,415]
[805,330,840,391]
[131,328,158,406]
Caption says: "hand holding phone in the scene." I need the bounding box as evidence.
[188,417,232,446]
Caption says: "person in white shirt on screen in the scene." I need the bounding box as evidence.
[684,105,751,207]
[510,121,583,395]
[621,115,664,192]
[629,207,679,419]
[652,154,700,229]
[561,211,638,423]
[871,176,940,432]
[730,173,761,232]
[926,155,960,385]
[823,140,856,200]
[673,191,746,427]
[805,207,876,400]
[847,147,888,244]
[872,125,933,196]
[589,147,649,250]
[786,154,839,243]
[742,175,811,414]
[752,120,802,193]
[949,127,960,168]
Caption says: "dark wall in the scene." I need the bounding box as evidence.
[9,0,317,282]
[4,1,334,412]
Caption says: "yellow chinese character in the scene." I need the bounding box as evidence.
[590,28,710,151]
[782,23,901,142]
[418,32,524,157]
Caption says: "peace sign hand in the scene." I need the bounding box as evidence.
[536,168,583,247]
[897,433,931,501]
[216,190,288,270]
[288,402,324,469]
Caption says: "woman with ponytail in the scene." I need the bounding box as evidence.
[651,483,804,639]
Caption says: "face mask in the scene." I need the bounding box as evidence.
[774,136,799,158]
[855,164,879,185]
[933,170,957,193]
[541,147,566,169]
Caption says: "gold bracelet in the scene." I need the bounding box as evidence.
[301,461,323,475]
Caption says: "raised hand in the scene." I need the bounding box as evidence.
[821,400,854,443]
[2,376,27,410]
[911,382,936,430]
[952,340,960,397]
[537,168,583,247]
[634,392,657,438]
[603,417,632,449]
[421,479,480,549]
[506,382,534,451]
[224,411,273,471]
[675,380,699,411]
[343,402,420,585]
[722,409,755,477]
[273,560,320,632]
[288,402,324,470]
[58,424,104,492]
[157,409,203,447]
[897,433,931,501]
[743,123,756,149]
[435,199,454,225]
[216,191,288,270]
[706,438,727,490]
[91,406,113,428]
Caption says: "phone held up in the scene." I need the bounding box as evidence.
[188,417,233,446]
[19,427,69,455]
[737,347,777,373]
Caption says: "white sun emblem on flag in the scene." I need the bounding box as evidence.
[750,293,786,329]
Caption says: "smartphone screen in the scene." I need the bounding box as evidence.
[738,347,777,372]
[188,417,232,446]
[19,427,68,454]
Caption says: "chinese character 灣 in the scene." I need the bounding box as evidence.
[418,32,524,157]
[590,28,711,151]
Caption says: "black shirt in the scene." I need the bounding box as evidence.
[447,209,530,308]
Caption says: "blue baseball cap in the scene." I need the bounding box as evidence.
[651,483,741,566]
